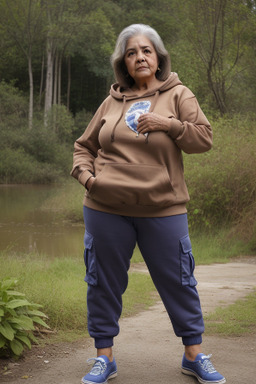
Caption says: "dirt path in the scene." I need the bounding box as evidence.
[1,258,256,384]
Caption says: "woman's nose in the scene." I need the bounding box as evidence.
[137,51,145,62]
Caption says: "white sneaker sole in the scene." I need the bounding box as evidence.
[81,371,117,384]
[181,367,226,384]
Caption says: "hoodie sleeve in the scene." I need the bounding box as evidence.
[70,102,106,187]
[166,87,212,154]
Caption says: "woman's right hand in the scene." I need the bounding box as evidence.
[86,176,95,191]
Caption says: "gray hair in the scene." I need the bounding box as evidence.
[111,24,171,88]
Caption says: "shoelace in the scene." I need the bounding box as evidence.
[87,358,107,376]
[199,354,217,373]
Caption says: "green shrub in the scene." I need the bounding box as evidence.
[0,147,66,184]
[0,81,27,122]
[185,115,256,234]
[46,105,75,144]
[0,121,72,184]
[73,109,93,141]
[0,278,49,358]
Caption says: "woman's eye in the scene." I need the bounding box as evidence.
[127,51,135,57]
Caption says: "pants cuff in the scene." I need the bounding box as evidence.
[94,337,114,349]
[182,335,203,346]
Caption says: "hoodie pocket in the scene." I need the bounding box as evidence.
[83,230,98,286]
[88,163,176,207]
[179,234,197,287]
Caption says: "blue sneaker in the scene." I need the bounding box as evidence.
[81,355,117,384]
[181,353,226,384]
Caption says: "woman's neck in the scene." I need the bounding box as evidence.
[131,78,162,95]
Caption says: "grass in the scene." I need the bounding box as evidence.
[0,251,156,344]
[1,243,255,347]
[40,180,85,223]
[189,229,250,265]
[205,290,256,336]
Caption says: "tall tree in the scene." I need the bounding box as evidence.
[42,0,116,125]
[0,0,43,129]
[173,0,255,114]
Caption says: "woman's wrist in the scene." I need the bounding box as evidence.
[85,176,95,191]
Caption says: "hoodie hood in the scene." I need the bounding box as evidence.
[110,72,182,100]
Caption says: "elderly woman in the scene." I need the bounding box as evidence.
[71,24,225,384]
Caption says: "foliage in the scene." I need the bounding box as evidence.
[184,115,256,235]
[0,82,73,184]
[0,278,49,357]
[46,104,75,143]
[75,8,116,77]
[0,0,255,116]
[0,80,27,120]
[0,126,72,183]
[172,0,256,114]
[73,109,93,140]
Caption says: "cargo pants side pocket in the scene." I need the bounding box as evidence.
[84,230,98,286]
[179,234,197,287]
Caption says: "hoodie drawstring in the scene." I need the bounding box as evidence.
[111,95,126,142]
[149,90,159,112]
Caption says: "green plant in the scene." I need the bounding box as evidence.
[184,116,256,235]
[0,81,27,121]
[0,278,49,357]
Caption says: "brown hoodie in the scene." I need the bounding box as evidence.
[71,73,212,217]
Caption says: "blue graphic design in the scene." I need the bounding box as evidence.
[125,101,151,135]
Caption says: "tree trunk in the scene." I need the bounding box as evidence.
[53,52,58,106]
[39,54,44,108]
[207,69,227,115]
[44,38,54,126]
[67,56,71,111]
[58,53,62,105]
[28,55,33,130]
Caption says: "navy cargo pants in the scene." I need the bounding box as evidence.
[83,206,204,349]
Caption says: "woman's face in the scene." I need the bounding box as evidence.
[124,35,159,85]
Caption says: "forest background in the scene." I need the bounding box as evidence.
[0,0,256,249]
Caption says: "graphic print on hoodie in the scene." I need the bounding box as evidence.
[125,101,151,136]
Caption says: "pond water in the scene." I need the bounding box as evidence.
[0,185,85,257]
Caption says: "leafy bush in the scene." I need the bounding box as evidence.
[0,121,72,184]
[0,278,49,358]
[0,146,67,184]
[46,104,75,143]
[73,109,93,141]
[0,82,74,184]
[185,115,256,234]
[0,81,27,122]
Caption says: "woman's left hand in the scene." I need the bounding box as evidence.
[137,113,171,135]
